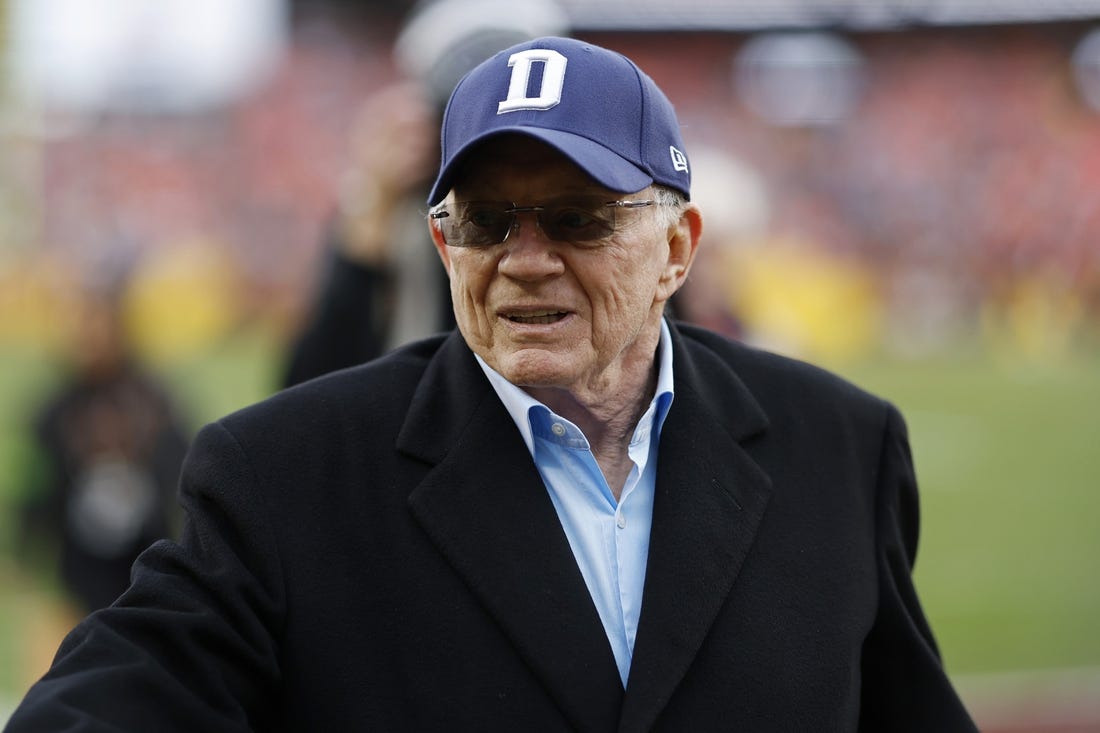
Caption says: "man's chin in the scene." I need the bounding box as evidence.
[494,349,576,390]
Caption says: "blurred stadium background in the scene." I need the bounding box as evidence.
[1,0,1099,729]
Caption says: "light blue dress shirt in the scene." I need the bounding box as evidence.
[475,320,675,686]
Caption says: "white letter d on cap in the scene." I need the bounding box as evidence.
[498,49,567,114]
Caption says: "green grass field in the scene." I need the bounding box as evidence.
[840,354,1100,678]
[1,335,1098,716]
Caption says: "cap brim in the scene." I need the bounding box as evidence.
[427,127,654,205]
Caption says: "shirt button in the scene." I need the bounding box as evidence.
[551,422,566,437]
[616,514,626,529]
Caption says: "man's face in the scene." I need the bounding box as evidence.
[430,135,698,399]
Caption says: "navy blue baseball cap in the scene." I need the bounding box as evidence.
[427,36,691,205]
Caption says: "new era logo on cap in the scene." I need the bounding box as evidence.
[428,37,691,205]
[670,146,689,172]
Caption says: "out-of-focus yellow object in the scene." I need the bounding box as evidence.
[0,254,71,352]
[122,240,240,365]
[981,271,1085,362]
[723,236,881,365]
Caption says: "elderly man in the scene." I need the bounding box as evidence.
[6,37,977,732]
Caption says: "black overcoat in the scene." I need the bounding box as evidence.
[6,323,977,732]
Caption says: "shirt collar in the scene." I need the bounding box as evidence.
[476,318,676,456]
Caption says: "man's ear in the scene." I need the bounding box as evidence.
[428,211,452,274]
[657,202,703,302]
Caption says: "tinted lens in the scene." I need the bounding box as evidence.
[434,197,629,247]
[443,201,514,247]
[539,198,616,242]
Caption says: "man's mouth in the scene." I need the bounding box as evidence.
[506,310,568,325]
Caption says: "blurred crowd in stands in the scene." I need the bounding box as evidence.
[2,16,1098,373]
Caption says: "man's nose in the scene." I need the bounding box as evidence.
[499,212,564,279]
[504,210,546,243]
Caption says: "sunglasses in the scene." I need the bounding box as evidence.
[429,196,657,248]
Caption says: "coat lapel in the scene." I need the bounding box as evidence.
[400,333,624,732]
[398,328,775,733]
[619,326,773,733]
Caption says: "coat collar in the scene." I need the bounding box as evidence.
[620,323,772,732]
[399,325,772,731]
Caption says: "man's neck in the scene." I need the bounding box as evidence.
[524,335,661,498]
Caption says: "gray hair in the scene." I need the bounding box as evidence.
[653,185,687,229]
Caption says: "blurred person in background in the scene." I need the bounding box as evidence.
[17,262,190,614]
[664,144,773,342]
[281,0,570,386]
[7,37,976,731]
